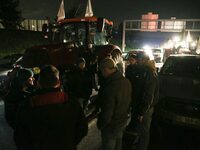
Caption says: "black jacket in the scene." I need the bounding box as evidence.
[65,66,92,100]
[14,88,88,150]
[97,71,132,132]
[125,64,139,103]
[4,89,31,128]
[126,61,159,116]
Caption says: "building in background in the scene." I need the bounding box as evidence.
[0,19,48,31]
[21,19,48,31]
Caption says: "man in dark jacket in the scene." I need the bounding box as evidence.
[4,68,35,128]
[65,57,92,107]
[125,54,139,106]
[97,58,132,150]
[126,53,159,150]
[14,65,88,150]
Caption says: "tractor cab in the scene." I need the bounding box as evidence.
[44,16,113,50]
[22,16,122,72]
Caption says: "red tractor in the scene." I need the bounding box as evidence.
[21,16,124,83]
[0,16,124,118]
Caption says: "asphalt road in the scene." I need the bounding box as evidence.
[0,100,200,150]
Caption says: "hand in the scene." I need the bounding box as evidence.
[137,116,143,123]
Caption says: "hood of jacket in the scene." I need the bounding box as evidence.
[143,60,157,72]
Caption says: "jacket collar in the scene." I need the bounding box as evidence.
[34,87,61,95]
[104,70,123,84]
[30,88,68,107]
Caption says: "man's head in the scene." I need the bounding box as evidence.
[128,54,137,65]
[136,52,150,65]
[100,58,116,78]
[77,57,86,70]
[16,68,34,89]
[38,65,60,88]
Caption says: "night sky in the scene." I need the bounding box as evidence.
[19,0,200,25]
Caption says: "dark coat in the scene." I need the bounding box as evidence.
[65,66,92,100]
[125,64,139,103]
[14,88,88,150]
[127,62,159,116]
[97,71,132,133]
[4,89,31,128]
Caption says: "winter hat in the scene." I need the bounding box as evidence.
[100,58,116,70]
[16,68,34,85]
[129,54,138,59]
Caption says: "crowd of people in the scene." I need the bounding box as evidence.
[3,51,159,150]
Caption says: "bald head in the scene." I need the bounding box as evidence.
[100,58,116,77]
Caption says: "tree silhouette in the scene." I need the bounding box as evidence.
[0,0,22,29]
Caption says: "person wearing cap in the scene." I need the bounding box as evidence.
[125,53,139,87]
[64,57,92,108]
[125,54,140,131]
[97,58,132,150]
[4,68,35,128]
[14,65,88,150]
[126,52,159,150]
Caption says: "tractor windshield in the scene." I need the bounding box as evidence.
[88,22,108,46]
[60,23,86,45]
[52,22,109,46]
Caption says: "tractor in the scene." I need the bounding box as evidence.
[21,16,124,87]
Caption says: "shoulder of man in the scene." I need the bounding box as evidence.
[26,89,69,107]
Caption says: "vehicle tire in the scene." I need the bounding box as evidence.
[111,50,125,75]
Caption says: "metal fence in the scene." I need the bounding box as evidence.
[124,19,200,32]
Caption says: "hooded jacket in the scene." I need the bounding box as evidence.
[97,71,132,133]
[133,60,159,116]
[14,88,88,150]
[65,66,92,100]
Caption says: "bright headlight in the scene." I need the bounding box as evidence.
[191,42,196,47]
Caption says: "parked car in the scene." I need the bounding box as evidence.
[152,48,164,63]
[151,48,164,71]
[155,54,200,129]
[124,49,144,60]
[124,49,150,67]
[0,54,23,99]
[124,49,157,71]
[0,54,23,68]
